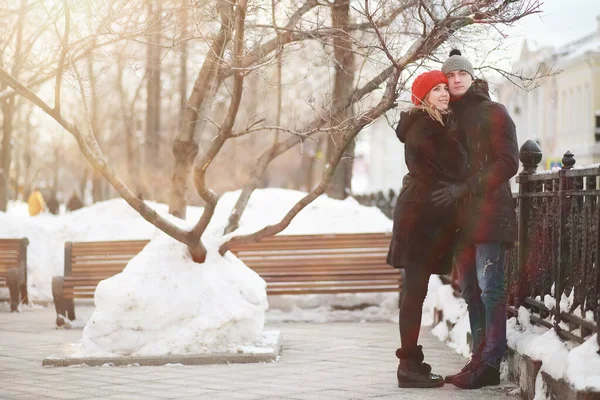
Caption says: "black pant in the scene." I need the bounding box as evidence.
[399,268,431,350]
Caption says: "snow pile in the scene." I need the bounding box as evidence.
[1,189,393,310]
[80,232,268,356]
[566,333,600,391]
[0,212,62,301]
[508,307,600,393]
[424,276,471,357]
[207,188,393,237]
[427,281,600,393]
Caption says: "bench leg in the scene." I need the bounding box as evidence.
[7,268,21,312]
[67,299,75,321]
[19,267,28,306]
[52,276,68,326]
[20,283,29,306]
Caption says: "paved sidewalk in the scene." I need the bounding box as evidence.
[0,305,518,399]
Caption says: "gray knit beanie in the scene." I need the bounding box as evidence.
[442,49,475,79]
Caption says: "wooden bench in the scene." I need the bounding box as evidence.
[0,238,29,312]
[52,232,399,326]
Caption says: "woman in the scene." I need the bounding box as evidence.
[387,70,468,388]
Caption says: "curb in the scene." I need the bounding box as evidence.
[42,331,282,367]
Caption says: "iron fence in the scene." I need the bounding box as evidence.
[354,140,600,350]
[507,140,599,350]
[354,189,396,219]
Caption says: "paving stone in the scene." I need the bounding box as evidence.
[0,305,518,399]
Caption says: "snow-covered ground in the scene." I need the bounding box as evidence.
[2,188,598,394]
[426,279,600,395]
[2,189,393,303]
[2,189,396,356]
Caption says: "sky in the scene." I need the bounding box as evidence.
[503,0,599,62]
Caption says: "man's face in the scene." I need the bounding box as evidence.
[446,70,473,98]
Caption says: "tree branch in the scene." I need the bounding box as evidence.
[190,0,248,242]
[0,66,194,245]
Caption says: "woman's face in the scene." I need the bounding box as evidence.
[425,83,450,110]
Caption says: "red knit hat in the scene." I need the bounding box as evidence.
[411,71,449,105]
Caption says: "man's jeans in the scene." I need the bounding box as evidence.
[455,241,508,370]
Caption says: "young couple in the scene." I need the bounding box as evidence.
[386,50,519,389]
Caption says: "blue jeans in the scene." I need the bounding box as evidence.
[455,241,508,370]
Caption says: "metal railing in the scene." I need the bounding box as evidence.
[507,140,599,349]
[355,140,600,351]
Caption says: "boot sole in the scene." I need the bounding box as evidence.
[398,380,444,389]
[451,379,500,390]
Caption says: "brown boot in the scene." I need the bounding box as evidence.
[444,356,480,383]
[396,347,444,388]
[451,362,500,389]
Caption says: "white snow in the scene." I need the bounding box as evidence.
[2,188,395,356]
[5,186,599,390]
[80,232,268,356]
[2,189,392,302]
[424,276,471,357]
[427,279,600,393]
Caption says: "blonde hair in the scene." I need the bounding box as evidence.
[410,101,449,126]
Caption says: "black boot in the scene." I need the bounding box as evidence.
[396,347,444,388]
[451,362,500,389]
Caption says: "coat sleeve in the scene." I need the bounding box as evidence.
[465,103,519,194]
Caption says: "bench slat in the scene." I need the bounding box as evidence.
[0,239,27,280]
[62,233,398,300]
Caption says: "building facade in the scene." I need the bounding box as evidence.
[499,17,600,168]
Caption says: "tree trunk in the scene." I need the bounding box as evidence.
[169,0,233,218]
[0,0,26,210]
[179,0,188,122]
[170,139,198,218]
[87,47,103,203]
[145,0,162,167]
[22,118,31,199]
[79,169,88,201]
[325,0,355,200]
[0,98,15,210]
[116,54,139,189]
[13,130,20,199]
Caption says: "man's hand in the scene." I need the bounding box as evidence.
[431,182,469,207]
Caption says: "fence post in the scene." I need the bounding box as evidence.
[597,165,600,353]
[516,140,542,308]
[556,151,575,337]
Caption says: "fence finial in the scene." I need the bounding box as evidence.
[519,140,542,175]
[561,150,575,170]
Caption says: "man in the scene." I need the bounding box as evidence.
[431,49,519,389]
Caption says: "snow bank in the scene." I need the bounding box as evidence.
[508,307,600,392]
[80,232,268,356]
[0,212,62,301]
[207,188,393,237]
[427,281,600,393]
[425,276,471,357]
[566,334,600,391]
[2,189,392,308]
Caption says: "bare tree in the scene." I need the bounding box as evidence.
[325,0,355,200]
[0,0,27,210]
[0,0,541,263]
[145,0,162,167]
